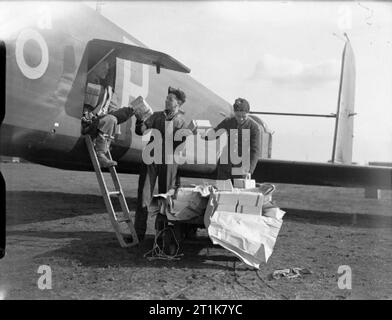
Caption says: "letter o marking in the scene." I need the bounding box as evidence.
[15,28,49,79]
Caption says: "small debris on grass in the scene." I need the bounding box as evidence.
[271,267,312,280]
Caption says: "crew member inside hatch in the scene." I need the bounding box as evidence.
[81,59,134,168]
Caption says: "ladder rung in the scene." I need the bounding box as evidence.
[108,191,121,196]
[85,135,138,248]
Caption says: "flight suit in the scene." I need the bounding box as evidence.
[134,110,187,239]
[82,83,134,164]
[93,107,134,153]
[211,116,262,180]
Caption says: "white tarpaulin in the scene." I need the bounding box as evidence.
[204,188,285,269]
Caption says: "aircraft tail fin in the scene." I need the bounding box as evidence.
[331,35,356,164]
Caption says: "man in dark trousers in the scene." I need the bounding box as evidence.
[205,97,261,180]
[134,86,188,241]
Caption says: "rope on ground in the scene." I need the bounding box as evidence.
[144,227,184,261]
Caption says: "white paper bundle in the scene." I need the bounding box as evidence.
[84,83,102,107]
[188,120,212,132]
[130,96,153,121]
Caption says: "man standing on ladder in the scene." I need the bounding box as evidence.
[134,87,188,241]
[82,58,135,168]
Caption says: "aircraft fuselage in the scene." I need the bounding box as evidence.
[1,4,230,176]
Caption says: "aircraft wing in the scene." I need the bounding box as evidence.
[89,39,191,73]
[179,159,392,189]
[251,159,392,189]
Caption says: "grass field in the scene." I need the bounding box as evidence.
[1,163,391,299]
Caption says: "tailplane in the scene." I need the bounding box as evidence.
[331,35,356,164]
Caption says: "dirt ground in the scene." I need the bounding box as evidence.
[1,163,391,300]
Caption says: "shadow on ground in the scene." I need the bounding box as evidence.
[6,229,237,270]
[283,207,392,228]
[6,191,391,229]
[6,191,136,225]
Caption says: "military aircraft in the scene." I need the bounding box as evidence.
[1,3,391,192]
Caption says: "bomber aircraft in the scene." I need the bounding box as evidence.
[1,3,391,193]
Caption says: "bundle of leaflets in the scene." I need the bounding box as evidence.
[84,83,102,107]
[130,96,153,121]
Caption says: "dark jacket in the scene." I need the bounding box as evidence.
[135,110,187,164]
[210,116,261,179]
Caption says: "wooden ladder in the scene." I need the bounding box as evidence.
[85,135,138,247]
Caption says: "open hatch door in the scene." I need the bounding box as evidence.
[88,39,191,74]
[77,39,191,149]
[65,38,191,119]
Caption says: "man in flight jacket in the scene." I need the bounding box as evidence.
[205,98,261,180]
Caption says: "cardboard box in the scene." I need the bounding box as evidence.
[188,120,212,132]
[216,203,238,213]
[237,205,262,215]
[237,192,263,206]
[215,191,239,205]
[215,179,233,191]
[238,184,274,204]
[236,190,263,215]
[130,96,153,121]
[233,178,256,189]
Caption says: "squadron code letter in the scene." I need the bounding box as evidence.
[149,304,183,318]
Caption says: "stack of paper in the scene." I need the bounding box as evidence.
[84,83,102,107]
[130,96,153,121]
[188,120,212,132]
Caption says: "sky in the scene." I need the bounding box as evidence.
[85,0,392,164]
[3,1,391,163]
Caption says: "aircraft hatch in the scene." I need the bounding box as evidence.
[88,39,191,74]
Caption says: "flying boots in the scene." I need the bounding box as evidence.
[95,133,117,168]
[96,152,117,168]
